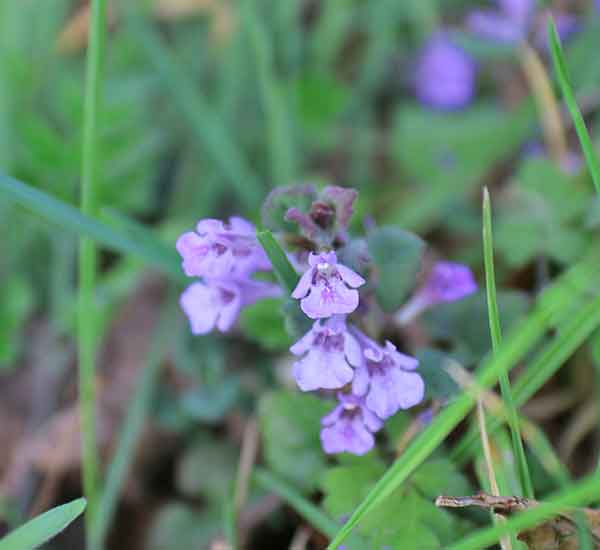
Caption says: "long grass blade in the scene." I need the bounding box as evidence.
[257,230,299,294]
[327,258,596,548]
[0,498,86,550]
[79,0,107,540]
[548,17,600,194]
[483,188,533,498]
[0,174,183,282]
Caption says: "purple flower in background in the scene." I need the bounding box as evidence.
[292,251,365,319]
[468,0,579,49]
[290,316,362,391]
[467,0,534,43]
[395,261,477,324]
[180,279,280,335]
[414,34,476,111]
[176,217,270,279]
[351,334,424,419]
[320,393,384,455]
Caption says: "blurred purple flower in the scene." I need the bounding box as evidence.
[468,0,579,49]
[414,34,476,111]
[180,279,280,335]
[320,393,383,455]
[290,316,362,392]
[351,333,424,419]
[292,251,365,319]
[176,217,270,279]
[395,261,477,324]
[467,0,534,43]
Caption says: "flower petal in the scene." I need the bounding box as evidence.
[337,264,366,288]
[291,267,313,299]
[179,283,219,334]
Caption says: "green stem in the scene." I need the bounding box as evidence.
[482,188,534,499]
[79,0,108,545]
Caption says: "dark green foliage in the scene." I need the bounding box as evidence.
[259,391,330,491]
[367,225,425,312]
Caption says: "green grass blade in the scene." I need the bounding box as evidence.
[548,17,600,194]
[243,0,296,186]
[448,473,600,550]
[0,498,86,550]
[79,0,107,539]
[327,259,595,548]
[452,267,600,465]
[90,301,174,548]
[124,10,263,209]
[257,230,299,294]
[482,188,533,498]
[0,174,183,282]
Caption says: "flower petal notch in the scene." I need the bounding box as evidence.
[290,316,362,392]
[351,333,424,420]
[291,252,365,319]
[320,393,383,456]
[176,216,271,279]
[180,279,280,335]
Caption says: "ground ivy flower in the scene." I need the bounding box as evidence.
[414,34,476,111]
[176,217,270,279]
[180,279,280,335]
[291,251,365,319]
[395,261,477,324]
[351,333,424,419]
[468,0,578,48]
[290,316,362,392]
[320,393,383,456]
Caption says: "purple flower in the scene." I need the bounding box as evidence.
[180,279,280,335]
[467,0,534,43]
[320,393,384,455]
[422,261,478,303]
[395,261,477,324]
[290,316,362,392]
[468,0,579,49]
[176,217,270,279]
[292,252,365,319]
[414,34,476,111]
[351,334,424,419]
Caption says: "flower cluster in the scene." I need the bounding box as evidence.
[414,0,580,111]
[289,254,476,455]
[176,186,478,457]
[176,217,280,334]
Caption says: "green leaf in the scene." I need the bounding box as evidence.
[548,17,600,195]
[423,291,530,364]
[257,230,299,295]
[410,458,471,501]
[416,349,461,401]
[147,503,221,550]
[239,298,293,351]
[259,391,330,491]
[367,226,424,312]
[176,436,238,501]
[0,498,86,550]
[320,454,387,520]
[388,102,534,231]
[0,173,184,282]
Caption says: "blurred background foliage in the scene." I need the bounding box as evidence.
[2,0,600,548]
